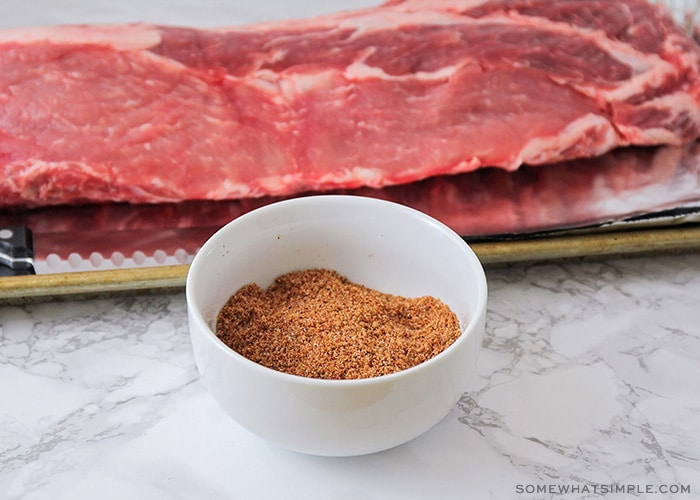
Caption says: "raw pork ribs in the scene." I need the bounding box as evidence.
[2,0,700,207]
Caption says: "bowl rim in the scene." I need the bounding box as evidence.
[186,194,488,387]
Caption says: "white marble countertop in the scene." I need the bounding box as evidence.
[2,252,699,499]
[2,1,700,498]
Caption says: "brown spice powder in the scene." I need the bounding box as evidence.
[215,268,461,380]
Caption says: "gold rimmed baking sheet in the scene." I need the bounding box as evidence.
[1,224,699,305]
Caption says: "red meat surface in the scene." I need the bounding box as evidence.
[6,141,700,250]
[1,0,700,207]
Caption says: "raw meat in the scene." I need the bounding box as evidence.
[1,0,700,207]
[5,141,700,255]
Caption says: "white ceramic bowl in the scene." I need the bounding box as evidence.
[186,195,487,456]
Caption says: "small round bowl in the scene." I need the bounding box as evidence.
[186,195,487,456]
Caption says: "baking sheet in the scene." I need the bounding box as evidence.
[2,224,700,304]
[3,139,700,274]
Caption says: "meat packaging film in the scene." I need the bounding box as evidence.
[653,0,700,31]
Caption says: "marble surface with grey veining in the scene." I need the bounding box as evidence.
[2,253,699,500]
[2,1,700,497]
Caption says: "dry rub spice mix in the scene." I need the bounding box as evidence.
[215,268,461,380]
